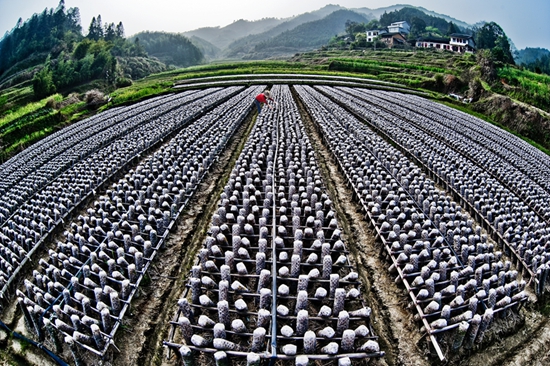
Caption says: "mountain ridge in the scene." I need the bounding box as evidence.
[183,3,474,60]
[181,4,346,50]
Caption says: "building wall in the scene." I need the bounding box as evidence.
[416,41,474,53]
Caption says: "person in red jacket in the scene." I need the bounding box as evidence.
[254,90,274,114]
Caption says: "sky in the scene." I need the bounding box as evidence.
[1,0,549,50]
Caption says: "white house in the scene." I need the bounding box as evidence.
[366,20,409,43]
[415,33,476,53]
[366,29,387,42]
[415,39,454,51]
[387,21,411,35]
[449,33,476,52]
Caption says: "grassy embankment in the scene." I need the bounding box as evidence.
[496,66,550,112]
[1,49,549,161]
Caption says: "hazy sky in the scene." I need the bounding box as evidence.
[1,0,549,50]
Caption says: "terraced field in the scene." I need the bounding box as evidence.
[1,76,549,366]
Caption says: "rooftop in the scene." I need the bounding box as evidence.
[450,33,474,39]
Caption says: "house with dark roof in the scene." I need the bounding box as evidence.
[415,35,454,51]
[380,33,408,48]
[415,33,475,53]
[365,20,410,47]
[449,33,476,52]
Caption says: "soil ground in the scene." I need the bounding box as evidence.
[1,90,550,366]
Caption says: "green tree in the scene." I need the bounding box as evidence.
[104,22,116,41]
[351,33,367,49]
[105,56,117,85]
[475,22,514,64]
[115,22,125,39]
[410,17,426,36]
[345,20,366,40]
[66,7,82,33]
[130,37,147,57]
[447,21,459,35]
[87,15,103,40]
[73,38,92,59]
[425,26,442,36]
[365,19,381,31]
[79,54,94,80]
[33,66,56,98]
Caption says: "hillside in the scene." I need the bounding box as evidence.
[185,4,473,60]
[345,4,471,30]
[183,4,346,54]
[181,17,284,50]
[224,6,357,59]
[251,10,369,57]
[129,31,204,67]
[0,3,178,96]
[188,35,221,61]
[515,47,550,65]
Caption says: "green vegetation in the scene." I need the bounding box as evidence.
[106,81,172,107]
[474,22,514,64]
[0,94,62,130]
[380,7,459,35]
[0,0,203,102]
[329,57,453,75]
[497,66,550,111]
[172,61,323,79]
[515,47,550,75]
[0,93,91,160]
[129,32,204,67]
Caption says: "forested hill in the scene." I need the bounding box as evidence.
[379,7,464,35]
[224,12,334,58]
[129,32,204,67]
[224,6,373,58]
[0,1,181,99]
[0,3,82,79]
[515,47,550,74]
[188,36,221,61]
[181,17,284,50]
[185,4,347,55]
[253,10,369,54]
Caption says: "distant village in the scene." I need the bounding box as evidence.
[365,21,476,53]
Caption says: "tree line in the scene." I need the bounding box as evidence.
[515,48,550,75]
[0,0,82,77]
[0,0,204,99]
[130,31,204,67]
[30,2,149,99]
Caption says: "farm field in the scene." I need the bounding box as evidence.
[1,79,550,366]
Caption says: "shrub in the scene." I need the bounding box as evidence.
[57,93,82,109]
[84,89,106,108]
[115,77,133,88]
[45,98,57,109]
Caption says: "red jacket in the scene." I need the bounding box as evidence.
[255,93,270,103]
